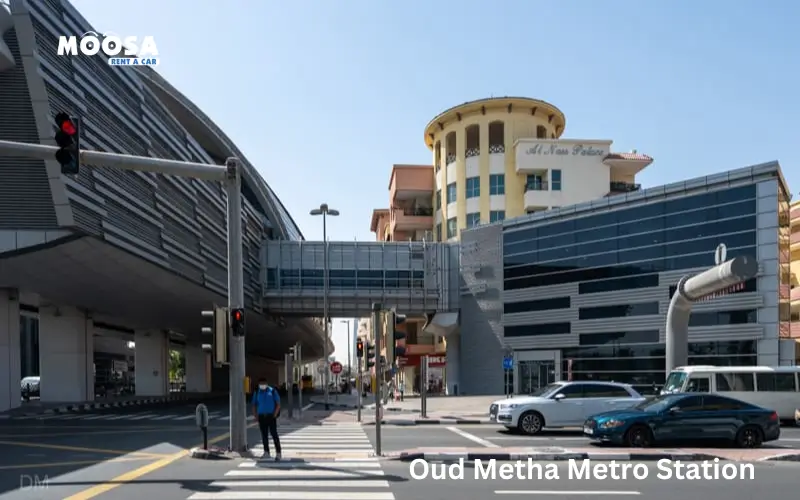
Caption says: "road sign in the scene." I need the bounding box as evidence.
[317,364,325,374]
[331,361,343,374]
[503,356,513,370]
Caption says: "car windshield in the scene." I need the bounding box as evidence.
[530,383,563,397]
[634,394,684,412]
[662,371,687,392]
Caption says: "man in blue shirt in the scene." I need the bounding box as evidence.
[252,378,282,460]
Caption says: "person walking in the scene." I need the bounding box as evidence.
[399,380,405,401]
[252,377,282,461]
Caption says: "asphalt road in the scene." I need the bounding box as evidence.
[0,400,319,499]
[385,459,800,499]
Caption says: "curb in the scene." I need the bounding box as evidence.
[189,447,230,460]
[392,451,713,462]
[365,419,489,426]
[8,394,223,418]
[759,452,800,462]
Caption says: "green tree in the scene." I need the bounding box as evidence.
[169,350,185,381]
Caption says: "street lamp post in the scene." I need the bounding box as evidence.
[310,203,339,411]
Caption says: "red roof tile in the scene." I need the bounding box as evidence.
[604,152,653,162]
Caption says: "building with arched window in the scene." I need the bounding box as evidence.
[423,97,654,241]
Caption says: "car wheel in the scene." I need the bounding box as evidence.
[517,411,544,435]
[735,425,763,448]
[624,425,653,447]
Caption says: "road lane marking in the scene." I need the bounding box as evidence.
[495,491,640,496]
[302,403,314,411]
[225,469,384,477]
[0,456,155,470]
[446,426,500,447]
[189,492,394,499]
[127,413,157,420]
[0,440,170,457]
[488,436,586,441]
[62,418,259,500]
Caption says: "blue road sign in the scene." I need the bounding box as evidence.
[503,356,513,370]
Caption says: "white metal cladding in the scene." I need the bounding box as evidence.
[261,240,456,316]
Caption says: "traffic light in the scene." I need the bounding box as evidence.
[201,307,228,365]
[384,310,407,368]
[230,308,245,337]
[54,112,80,175]
[356,338,364,358]
[366,343,376,369]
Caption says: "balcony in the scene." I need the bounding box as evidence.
[389,165,435,203]
[792,231,800,246]
[390,206,434,233]
[523,180,557,211]
[608,181,641,194]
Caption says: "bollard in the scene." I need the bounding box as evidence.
[195,403,209,450]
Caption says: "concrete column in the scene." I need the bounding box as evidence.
[39,306,94,402]
[134,330,168,397]
[445,333,461,395]
[185,344,210,393]
[0,289,22,413]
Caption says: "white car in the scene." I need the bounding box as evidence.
[488,381,646,435]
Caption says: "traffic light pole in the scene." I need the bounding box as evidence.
[372,303,382,456]
[0,139,249,453]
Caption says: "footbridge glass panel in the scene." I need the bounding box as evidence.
[262,241,459,316]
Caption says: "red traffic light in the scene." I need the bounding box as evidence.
[233,310,243,321]
[55,112,77,136]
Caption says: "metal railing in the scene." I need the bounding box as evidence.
[609,181,641,193]
[525,180,549,192]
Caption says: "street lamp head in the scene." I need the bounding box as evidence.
[310,209,323,216]
[328,209,340,216]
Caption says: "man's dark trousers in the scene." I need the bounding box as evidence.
[257,414,281,455]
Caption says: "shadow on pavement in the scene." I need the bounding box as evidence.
[0,400,342,496]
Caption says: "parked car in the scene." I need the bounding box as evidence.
[583,393,780,448]
[489,381,646,435]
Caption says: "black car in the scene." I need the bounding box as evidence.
[583,393,780,448]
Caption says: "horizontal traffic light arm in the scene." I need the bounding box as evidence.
[0,139,227,182]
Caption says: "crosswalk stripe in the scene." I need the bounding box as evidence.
[225,470,384,477]
[127,413,156,420]
[174,414,196,420]
[277,444,373,449]
[209,480,391,488]
[150,414,178,420]
[238,461,381,468]
[188,493,394,500]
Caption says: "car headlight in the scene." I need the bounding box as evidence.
[502,404,522,410]
[599,419,626,429]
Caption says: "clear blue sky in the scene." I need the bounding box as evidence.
[71,0,800,363]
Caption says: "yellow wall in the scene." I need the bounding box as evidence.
[430,104,562,241]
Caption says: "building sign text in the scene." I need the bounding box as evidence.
[524,144,607,157]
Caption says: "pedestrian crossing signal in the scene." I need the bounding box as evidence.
[366,343,375,368]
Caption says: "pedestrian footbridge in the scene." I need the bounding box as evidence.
[261,241,460,317]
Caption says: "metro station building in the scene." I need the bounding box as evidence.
[0,0,331,413]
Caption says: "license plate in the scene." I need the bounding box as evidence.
[583,426,593,435]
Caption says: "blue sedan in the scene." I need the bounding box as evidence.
[583,393,780,448]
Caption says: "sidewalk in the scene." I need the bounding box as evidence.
[0,392,227,417]
[384,445,800,462]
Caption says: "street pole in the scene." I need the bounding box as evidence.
[225,159,247,453]
[310,203,338,411]
[421,355,428,418]
[372,303,383,456]
[284,353,293,419]
[296,342,303,419]
[0,139,251,453]
[356,353,362,423]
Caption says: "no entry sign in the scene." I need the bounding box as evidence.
[330,361,343,374]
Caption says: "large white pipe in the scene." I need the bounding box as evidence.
[665,255,758,374]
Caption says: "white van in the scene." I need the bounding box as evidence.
[662,365,800,420]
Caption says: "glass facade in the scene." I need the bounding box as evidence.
[562,340,758,394]
[266,269,425,289]
[503,184,757,292]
